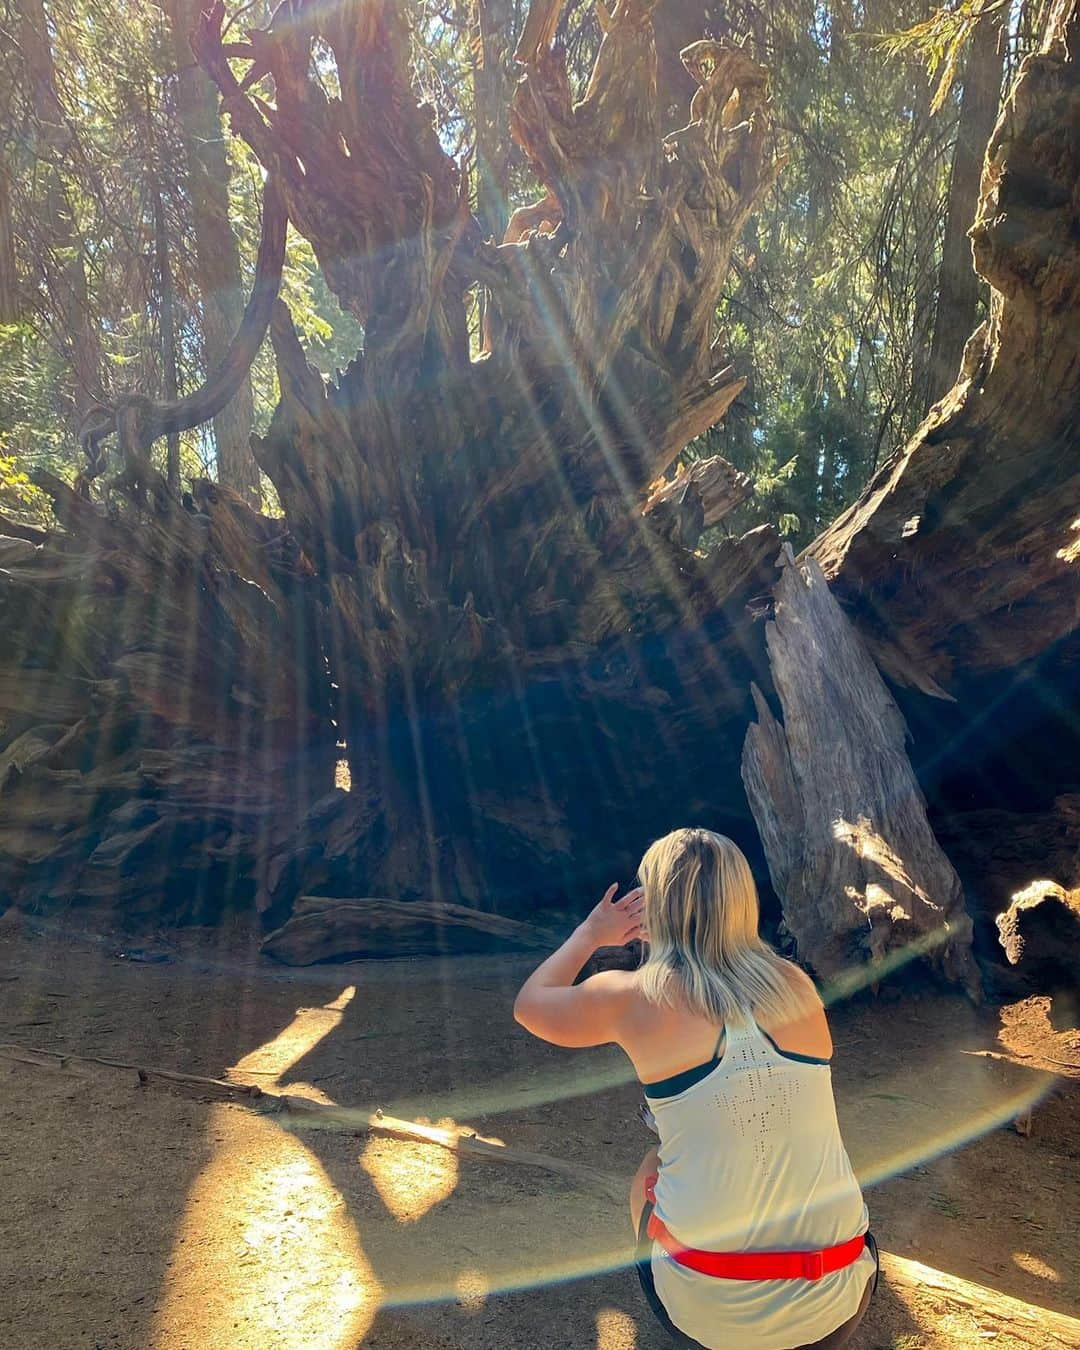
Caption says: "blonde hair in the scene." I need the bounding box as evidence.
[637,828,816,1028]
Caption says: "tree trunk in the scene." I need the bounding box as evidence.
[147,95,182,494]
[908,25,939,416]
[19,0,103,422]
[925,5,1005,407]
[741,548,980,995]
[474,0,515,242]
[164,0,260,503]
[0,151,18,324]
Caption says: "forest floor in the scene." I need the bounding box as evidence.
[0,911,1077,1350]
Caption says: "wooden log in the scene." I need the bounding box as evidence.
[261,896,555,965]
[879,1252,1080,1348]
[741,547,981,996]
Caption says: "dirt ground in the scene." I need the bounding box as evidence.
[1,911,1077,1350]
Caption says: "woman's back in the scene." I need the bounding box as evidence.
[644,1014,873,1349]
[512,829,876,1350]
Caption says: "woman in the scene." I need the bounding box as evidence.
[514,828,876,1349]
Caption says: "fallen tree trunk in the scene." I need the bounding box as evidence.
[741,549,980,995]
[2,0,1077,949]
[262,896,555,964]
[741,0,1080,991]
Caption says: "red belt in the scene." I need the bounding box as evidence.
[644,1176,866,1282]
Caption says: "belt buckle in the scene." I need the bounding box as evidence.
[801,1251,825,1280]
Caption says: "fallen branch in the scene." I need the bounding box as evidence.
[0,1043,263,1100]
[0,1039,624,1200]
[277,1096,626,1201]
[960,1048,1078,1073]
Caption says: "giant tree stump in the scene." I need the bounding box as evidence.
[741,549,980,996]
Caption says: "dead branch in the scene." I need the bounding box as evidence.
[76,176,287,490]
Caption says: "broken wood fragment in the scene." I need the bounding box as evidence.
[741,547,980,996]
[643,455,752,547]
[996,879,1080,1001]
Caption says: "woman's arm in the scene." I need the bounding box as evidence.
[513,884,644,1048]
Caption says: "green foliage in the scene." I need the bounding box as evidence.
[0,0,1035,544]
[691,0,974,545]
[876,0,1007,112]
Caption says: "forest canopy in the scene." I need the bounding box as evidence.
[0,0,1028,542]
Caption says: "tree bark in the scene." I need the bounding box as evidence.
[474,0,515,242]
[0,150,18,324]
[19,0,103,422]
[741,548,980,995]
[925,4,1005,407]
[164,0,260,503]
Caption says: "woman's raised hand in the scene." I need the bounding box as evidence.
[581,883,645,949]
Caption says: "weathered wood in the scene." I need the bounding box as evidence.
[262,897,555,965]
[878,1252,1080,1348]
[741,548,980,996]
[642,454,752,547]
[0,1043,264,1101]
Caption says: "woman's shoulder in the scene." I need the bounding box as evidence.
[775,956,823,1005]
[756,957,832,1057]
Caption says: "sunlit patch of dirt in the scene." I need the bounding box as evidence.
[361,1122,460,1222]
[2,914,1078,1349]
[151,1105,381,1349]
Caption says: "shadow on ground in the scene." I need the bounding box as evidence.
[1,912,1077,1348]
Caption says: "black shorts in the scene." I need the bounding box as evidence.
[634,1201,879,1350]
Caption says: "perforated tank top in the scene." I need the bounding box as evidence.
[647,1017,875,1350]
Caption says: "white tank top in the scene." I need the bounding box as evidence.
[648,1016,875,1350]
